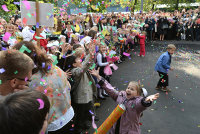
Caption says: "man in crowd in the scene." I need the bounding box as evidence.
[0,50,34,97]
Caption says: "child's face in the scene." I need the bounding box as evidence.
[73,36,78,41]
[105,35,110,40]
[67,24,71,29]
[100,45,107,53]
[73,57,82,68]
[127,26,132,30]
[113,37,118,42]
[60,37,66,43]
[6,26,14,34]
[0,25,4,33]
[111,46,115,50]
[50,46,58,54]
[125,82,139,99]
[168,48,176,55]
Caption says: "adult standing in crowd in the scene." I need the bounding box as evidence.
[0,50,34,97]
[13,41,74,134]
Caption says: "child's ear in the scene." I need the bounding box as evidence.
[72,63,76,67]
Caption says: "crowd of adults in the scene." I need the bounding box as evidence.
[0,7,200,134]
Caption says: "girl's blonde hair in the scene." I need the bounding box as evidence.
[129,81,143,96]
[141,31,146,35]
[74,47,85,58]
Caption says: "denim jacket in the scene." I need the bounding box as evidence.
[155,52,171,73]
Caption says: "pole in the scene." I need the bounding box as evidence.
[36,1,40,47]
[140,0,143,13]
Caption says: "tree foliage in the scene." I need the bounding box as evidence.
[0,0,199,18]
[0,0,56,20]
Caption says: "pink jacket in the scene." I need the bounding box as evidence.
[99,78,151,134]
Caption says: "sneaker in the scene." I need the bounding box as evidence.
[138,55,141,57]
[161,88,168,92]
[155,86,161,90]
[166,88,171,92]
[141,55,145,57]
[162,87,171,92]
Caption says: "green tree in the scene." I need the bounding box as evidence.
[0,0,57,20]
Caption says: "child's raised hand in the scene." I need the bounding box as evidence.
[89,68,101,80]
[65,69,72,79]
[145,93,159,102]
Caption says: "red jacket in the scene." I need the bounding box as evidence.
[33,33,48,51]
[137,34,146,45]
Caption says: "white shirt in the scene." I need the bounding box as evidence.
[97,53,109,67]
[79,36,92,46]
[40,29,47,39]
[22,26,34,41]
[7,37,17,47]
[47,106,74,132]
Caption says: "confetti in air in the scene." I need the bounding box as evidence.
[37,99,44,110]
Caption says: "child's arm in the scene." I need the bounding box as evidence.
[72,54,93,77]
[89,69,119,101]
[135,93,159,112]
[137,34,145,39]
[97,53,109,67]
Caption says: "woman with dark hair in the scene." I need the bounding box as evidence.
[0,89,50,134]
[97,18,104,32]
[88,30,97,39]
[55,18,63,34]
[13,41,74,134]
[61,21,74,42]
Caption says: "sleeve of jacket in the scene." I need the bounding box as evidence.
[98,77,119,101]
[97,53,109,66]
[161,55,170,69]
[135,97,152,113]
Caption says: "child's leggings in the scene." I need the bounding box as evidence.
[139,44,145,56]
[157,71,168,87]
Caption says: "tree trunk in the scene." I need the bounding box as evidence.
[152,4,155,10]
[175,0,179,10]
[132,0,138,13]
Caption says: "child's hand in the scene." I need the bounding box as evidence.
[145,93,159,102]
[108,61,113,64]
[65,69,72,79]
[89,68,101,80]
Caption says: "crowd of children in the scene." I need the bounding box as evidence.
[0,7,188,134]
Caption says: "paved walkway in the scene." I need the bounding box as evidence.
[89,41,200,134]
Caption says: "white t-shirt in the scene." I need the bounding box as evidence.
[22,26,34,41]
